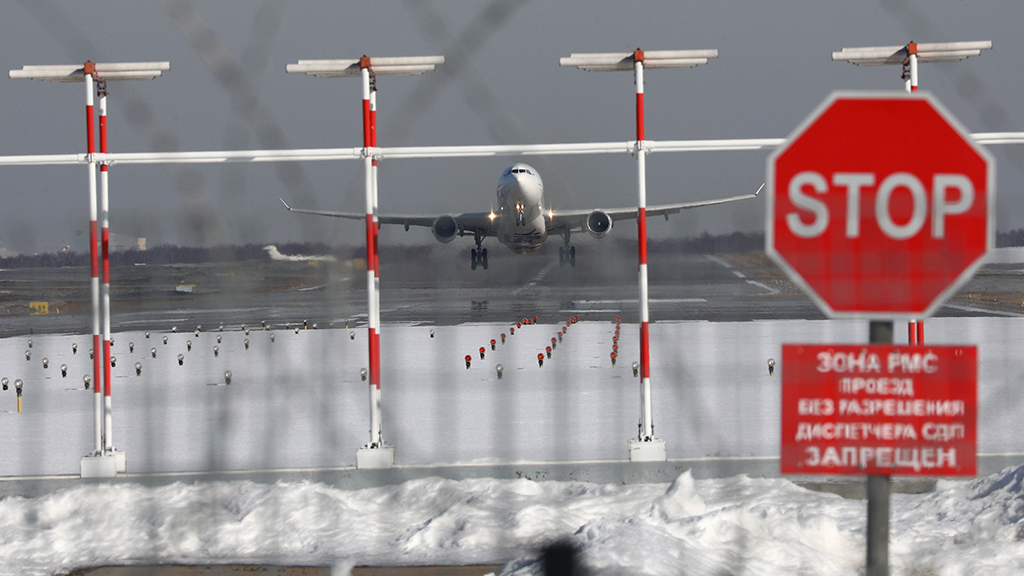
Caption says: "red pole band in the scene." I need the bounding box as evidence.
[637,207,648,265]
[636,93,644,141]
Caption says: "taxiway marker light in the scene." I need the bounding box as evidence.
[177,354,184,366]
[129,342,134,353]
[350,331,356,340]
[150,347,157,358]
[632,361,640,377]
[83,375,90,389]
[135,362,142,376]
[61,364,68,378]
[73,343,78,355]
[25,350,31,361]
[213,346,219,357]
[42,357,49,369]
[490,339,496,351]
[465,355,472,369]
[28,339,32,348]
[360,368,368,382]
[538,353,544,368]
[479,347,486,360]
[496,364,504,380]
[244,339,250,350]
[224,371,232,385]
[1,377,8,391]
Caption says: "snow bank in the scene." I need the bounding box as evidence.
[4,468,1024,575]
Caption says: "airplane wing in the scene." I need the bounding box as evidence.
[280,199,496,235]
[546,184,763,233]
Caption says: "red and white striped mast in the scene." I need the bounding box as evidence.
[561,48,718,462]
[287,55,444,469]
[85,63,104,457]
[97,76,117,457]
[10,61,169,478]
[833,40,992,346]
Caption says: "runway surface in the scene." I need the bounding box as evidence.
[4,243,1022,338]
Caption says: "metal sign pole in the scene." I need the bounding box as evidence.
[867,320,893,576]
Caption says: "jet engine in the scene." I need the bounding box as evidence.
[585,210,613,239]
[431,215,459,243]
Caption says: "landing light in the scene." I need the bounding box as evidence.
[489,212,496,221]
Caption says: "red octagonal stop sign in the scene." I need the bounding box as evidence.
[767,91,994,318]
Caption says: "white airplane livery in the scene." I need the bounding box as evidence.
[282,162,760,270]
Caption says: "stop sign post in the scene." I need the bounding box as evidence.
[767,91,994,319]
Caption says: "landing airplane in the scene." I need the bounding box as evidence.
[281,162,761,270]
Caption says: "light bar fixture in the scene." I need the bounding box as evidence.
[559,49,718,72]
[9,61,171,82]
[286,56,445,78]
[832,41,991,66]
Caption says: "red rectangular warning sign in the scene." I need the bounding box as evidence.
[781,344,976,476]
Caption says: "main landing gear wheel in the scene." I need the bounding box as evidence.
[471,248,488,270]
[559,246,576,267]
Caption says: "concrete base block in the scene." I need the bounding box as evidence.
[112,450,127,473]
[628,438,667,462]
[356,445,395,469]
[81,455,118,478]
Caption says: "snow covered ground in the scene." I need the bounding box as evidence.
[1,317,1023,474]
[1,317,1024,574]
[3,468,1024,575]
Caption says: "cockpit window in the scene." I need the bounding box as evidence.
[510,168,534,175]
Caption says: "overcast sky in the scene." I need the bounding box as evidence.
[0,0,1020,254]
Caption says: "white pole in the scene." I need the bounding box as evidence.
[909,43,919,92]
[85,68,103,455]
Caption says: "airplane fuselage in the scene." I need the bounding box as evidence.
[496,163,547,254]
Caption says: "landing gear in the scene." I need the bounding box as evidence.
[470,233,488,270]
[558,231,576,267]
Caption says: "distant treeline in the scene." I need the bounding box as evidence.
[5,228,1024,268]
